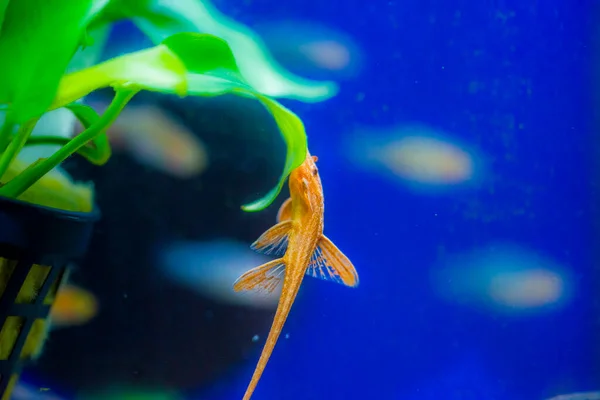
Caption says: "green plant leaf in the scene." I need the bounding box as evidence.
[240,94,307,212]
[51,44,188,107]
[92,0,338,102]
[0,0,9,33]
[64,103,100,128]
[0,0,110,123]
[49,32,307,211]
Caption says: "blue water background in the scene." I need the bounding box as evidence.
[197,1,595,399]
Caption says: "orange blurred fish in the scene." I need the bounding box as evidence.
[80,102,209,179]
[50,284,98,328]
[109,105,209,179]
[233,151,359,400]
[345,125,483,192]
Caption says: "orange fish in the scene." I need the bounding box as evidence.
[50,284,98,328]
[233,151,360,400]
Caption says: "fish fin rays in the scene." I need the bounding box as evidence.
[233,258,286,294]
[250,221,292,256]
[307,235,359,287]
[276,198,293,222]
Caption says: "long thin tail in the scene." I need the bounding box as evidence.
[233,258,304,400]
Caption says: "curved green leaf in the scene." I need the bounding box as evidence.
[92,0,338,102]
[240,95,306,211]
[49,33,308,211]
[0,0,110,123]
[64,103,112,165]
[51,44,188,107]
[65,103,100,128]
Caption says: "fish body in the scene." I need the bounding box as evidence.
[233,151,359,400]
[50,284,98,328]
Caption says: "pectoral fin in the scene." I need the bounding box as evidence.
[233,258,286,294]
[250,220,292,256]
[307,236,359,287]
[276,198,293,222]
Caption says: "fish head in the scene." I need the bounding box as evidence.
[289,152,323,210]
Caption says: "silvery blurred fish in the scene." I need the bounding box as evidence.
[546,392,600,400]
[254,19,363,80]
[157,239,281,309]
[430,242,573,314]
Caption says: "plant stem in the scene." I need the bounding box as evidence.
[0,118,39,181]
[0,88,137,199]
[0,116,15,154]
[25,133,111,166]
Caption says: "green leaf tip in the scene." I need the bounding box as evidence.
[240,94,308,212]
[241,186,280,212]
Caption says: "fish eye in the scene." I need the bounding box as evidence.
[311,167,318,176]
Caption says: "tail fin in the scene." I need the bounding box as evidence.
[233,258,303,400]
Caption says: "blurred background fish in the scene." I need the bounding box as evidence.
[10,381,65,400]
[252,19,363,80]
[79,102,209,180]
[546,392,600,400]
[157,239,282,309]
[49,284,99,329]
[344,124,485,194]
[430,242,573,314]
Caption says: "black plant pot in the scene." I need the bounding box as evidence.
[0,195,99,400]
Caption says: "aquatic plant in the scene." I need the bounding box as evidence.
[0,0,311,212]
[92,0,339,101]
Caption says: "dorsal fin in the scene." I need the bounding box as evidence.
[276,198,292,222]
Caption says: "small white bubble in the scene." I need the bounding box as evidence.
[252,335,259,342]
[285,333,290,339]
